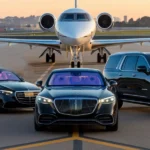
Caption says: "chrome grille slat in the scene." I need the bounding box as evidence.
[16,91,39,105]
[54,98,98,116]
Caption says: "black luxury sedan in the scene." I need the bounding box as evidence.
[0,68,40,109]
[34,68,118,131]
[104,51,150,109]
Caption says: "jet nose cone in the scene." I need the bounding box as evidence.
[59,23,91,38]
[57,22,96,46]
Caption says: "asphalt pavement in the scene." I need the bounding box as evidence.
[0,42,150,150]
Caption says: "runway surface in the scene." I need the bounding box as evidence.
[0,43,150,150]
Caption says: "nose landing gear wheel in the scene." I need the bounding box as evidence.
[71,62,75,68]
[77,62,81,68]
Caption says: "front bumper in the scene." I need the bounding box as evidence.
[35,101,118,126]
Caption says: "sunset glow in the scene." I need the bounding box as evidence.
[0,0,150,20]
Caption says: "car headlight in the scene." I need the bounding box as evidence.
[99,96,116,104]
[0,90,13,95]
[36,96,53,104]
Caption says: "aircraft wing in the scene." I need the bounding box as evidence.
[0,38,60,47]
[92,38,150,48]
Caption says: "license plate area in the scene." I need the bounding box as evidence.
[24,92,34,97]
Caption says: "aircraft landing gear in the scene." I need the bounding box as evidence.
[70,46,82,68]
[46,53,55,63]
[91,47,111,64]
[39,47,61,63]
[97,53,107,63]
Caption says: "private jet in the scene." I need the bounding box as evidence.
[0,0,150,68]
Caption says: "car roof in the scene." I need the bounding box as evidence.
[51,68,101,73]
[111,51,150,56]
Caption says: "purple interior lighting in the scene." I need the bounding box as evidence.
[48,72,104,86]
[0,71,20,81]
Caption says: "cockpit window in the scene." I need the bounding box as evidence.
[77,14,89,21]
[60,13,74,21]
[60,13,90,21]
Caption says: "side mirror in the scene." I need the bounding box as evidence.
[109,80,117,86]
[137,66,147,74]
[36,81,43,87]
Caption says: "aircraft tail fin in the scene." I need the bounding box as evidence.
[75,0,77,8]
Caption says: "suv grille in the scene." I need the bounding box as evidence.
[16,92,39,105]
[54,99,97,116]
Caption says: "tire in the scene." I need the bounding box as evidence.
[106,116,118,131]
[71,61,75,68]
[103,53,107,63]
[118,100,123,109]
[46,53,50,63]
[77,62,81,68]
[51,53,55,63]
[97,53,101,63]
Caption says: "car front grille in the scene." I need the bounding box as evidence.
[54,98,97,116]
[16,91,39,105]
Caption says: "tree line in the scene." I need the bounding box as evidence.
[114,16,150,27]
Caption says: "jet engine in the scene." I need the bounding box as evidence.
[39,13,55,32]
[96,13,114,30]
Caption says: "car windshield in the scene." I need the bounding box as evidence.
[0,71,21,81]
[48,71,104,86]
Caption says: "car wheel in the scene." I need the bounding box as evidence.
[0,107,5,113]
[106,116,118,131]
[118,100,123,109]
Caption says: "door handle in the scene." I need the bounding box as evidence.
[132,74,136,77]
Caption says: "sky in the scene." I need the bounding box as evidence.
[0,0,150,20]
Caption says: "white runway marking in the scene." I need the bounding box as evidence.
[36,63,55,82]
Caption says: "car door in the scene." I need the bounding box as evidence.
[117,55,139,101]
[134,55,150,103]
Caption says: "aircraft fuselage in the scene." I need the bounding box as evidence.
[55,8,96,48]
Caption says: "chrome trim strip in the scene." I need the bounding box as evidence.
[54,97,98,116]
[123,93,147,98]
[122,98,150,105]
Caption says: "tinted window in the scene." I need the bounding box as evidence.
[121,56,138,70]
[48,71,104,86]
[145,54,150,64]
[136,56,149,68]
[77,13,89,21]
[105,55,121,69]
[0,71,21,81]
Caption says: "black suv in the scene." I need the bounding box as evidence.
[103,52,150,109]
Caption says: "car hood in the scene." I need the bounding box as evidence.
[0,81,40,91]
[45,86,113,99]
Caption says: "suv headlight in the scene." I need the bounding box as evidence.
[37,96,53,104]
[99,96,116,104]
[0,90,13,95]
